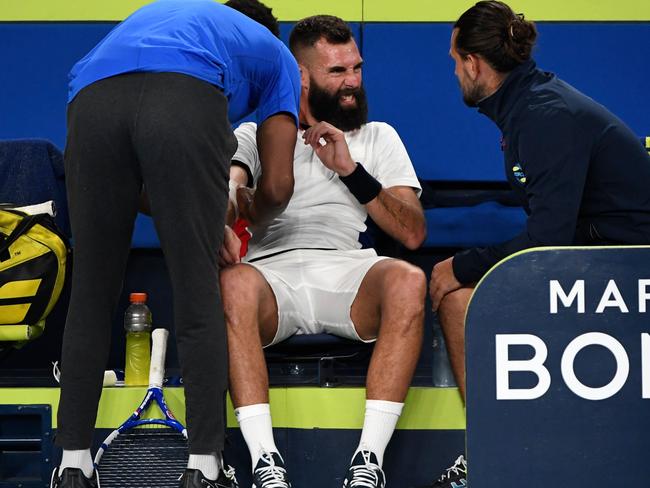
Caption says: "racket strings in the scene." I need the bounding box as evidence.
[98,428,188,488]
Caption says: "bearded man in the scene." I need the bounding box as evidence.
[218,14,427,488]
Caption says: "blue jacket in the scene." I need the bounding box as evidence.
[453,59,650,284]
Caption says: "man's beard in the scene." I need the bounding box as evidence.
[308,81,368,132]
[461,79,487,108]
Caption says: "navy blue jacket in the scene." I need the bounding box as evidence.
[453,59,650,284]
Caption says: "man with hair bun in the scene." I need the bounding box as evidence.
[426,1,650,486]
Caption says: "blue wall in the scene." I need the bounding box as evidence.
[0,22,648,181]
[363,22,650,180]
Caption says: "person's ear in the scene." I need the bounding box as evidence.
[298,64,309,91]
[465,54,481,81]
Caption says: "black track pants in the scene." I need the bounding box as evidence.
[57,72,236,454]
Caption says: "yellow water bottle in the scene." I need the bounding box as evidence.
[124,292,152,386]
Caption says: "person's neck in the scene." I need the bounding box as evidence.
[481,70,507,101]
[476,59,537,128]
[298,105,317,128]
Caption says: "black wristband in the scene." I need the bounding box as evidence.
[339,162,382,204]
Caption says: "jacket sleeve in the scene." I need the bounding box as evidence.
[453,108,591,284]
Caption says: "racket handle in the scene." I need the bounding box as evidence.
[149,328,169,388]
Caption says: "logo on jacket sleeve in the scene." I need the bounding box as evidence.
[512,164,526,184]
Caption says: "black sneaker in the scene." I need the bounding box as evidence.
[50,467,99,488]
[425,455,467,488]
[178,467,239,488]
[253,451,291,488]
[342,450,385,488]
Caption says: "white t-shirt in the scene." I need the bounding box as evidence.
[233,121,422,261]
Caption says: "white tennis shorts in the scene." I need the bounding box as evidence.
[246,248,389,346]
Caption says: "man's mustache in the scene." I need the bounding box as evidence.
[337,88,360,98]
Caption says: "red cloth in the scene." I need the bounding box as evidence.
[232,218,251,258]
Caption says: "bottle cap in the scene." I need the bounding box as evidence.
[130,292,147,303]
[125,292,152,332]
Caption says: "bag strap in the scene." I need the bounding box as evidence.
[0,212,49,255]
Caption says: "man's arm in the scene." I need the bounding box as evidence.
[238,113,296,226]
[366,187,426,250]
[431,111,591,310]
[451,111,590,286]
[303,121,425,249]
[431,109,596,312]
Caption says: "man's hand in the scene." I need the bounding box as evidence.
[218,225,242,268]
[302,121,357,176]
[429,257,462,311]
[235,186,255,223]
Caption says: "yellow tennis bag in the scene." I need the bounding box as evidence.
[0,208,69,343]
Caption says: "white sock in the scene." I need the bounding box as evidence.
[60,449,94,479]
[235,403,279,468]
[187,453,221,480]
[354,399,404,466]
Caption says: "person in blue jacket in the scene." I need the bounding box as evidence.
[427,1,650,487]
[52,1,300,487]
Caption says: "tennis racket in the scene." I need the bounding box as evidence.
[94,328,189,487]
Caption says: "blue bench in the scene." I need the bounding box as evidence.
[424,202,526,248]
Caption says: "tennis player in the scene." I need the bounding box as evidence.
[219,15,426,488]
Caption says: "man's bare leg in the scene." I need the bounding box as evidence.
[346,259,426,469]
[220,264,281,472]
[353,259,426,401]
[221,263,277,406]
[437,287,474,402]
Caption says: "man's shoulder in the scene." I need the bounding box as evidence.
[522,75,598,127]
[362,120,398,132]
[355,121,402,139]
[517,94,577,135]
[235,121,258,135]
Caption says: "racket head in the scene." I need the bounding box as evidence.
[96,425,188,487]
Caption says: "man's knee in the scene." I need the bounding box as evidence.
[377,261,427,336]
[438,287,473,329]
[382,261,427,308]
[220,264,263,326]
[353,260,426,339]
[221,264,255,299]
[220,264,278,344]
